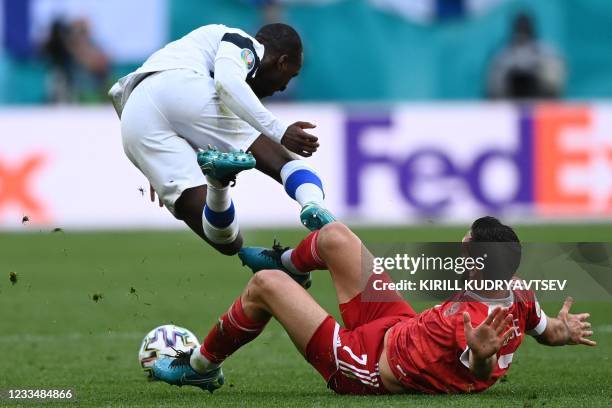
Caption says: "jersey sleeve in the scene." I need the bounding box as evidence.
[439,303,471,369]
[525,294,548,336]
[213,32,288,143]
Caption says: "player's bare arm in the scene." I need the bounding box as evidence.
[463,307,514,380]
[215,26,319,158]
[535,297,596,347]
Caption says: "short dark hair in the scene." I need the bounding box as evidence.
[468,216,522,279]
[255,23,302,63]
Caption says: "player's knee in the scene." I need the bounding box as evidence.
[249,269,291,298]
[318,222,354,254]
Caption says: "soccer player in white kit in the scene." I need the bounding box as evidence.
[109,23,334,260]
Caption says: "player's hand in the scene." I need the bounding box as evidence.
[149,183,163,207]
[281,122,319,157]
[557,296,596,346]
[463,307,514,361]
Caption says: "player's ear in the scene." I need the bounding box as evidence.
[277,54,289,71]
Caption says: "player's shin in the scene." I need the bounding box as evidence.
[192,297,270,372]
[280,160,324,207]
[202,178,239,244]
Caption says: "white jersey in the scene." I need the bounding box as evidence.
[109,24,287,142]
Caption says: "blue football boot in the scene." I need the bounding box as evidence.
[300,202,336,231]
[151,349,224,393]
[197,146,256,186]
[238,241,312,289]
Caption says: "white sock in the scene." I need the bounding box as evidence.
[203,217,239,244]
[206,176,231,212]
[295,184,324,208]
[203,177,239,244]
[190,348,220,374]
[280,160,325,208]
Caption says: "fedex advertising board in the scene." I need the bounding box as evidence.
[0,104,610,229]
[343,104,612,222]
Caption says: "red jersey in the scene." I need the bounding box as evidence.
[386,289,547,394]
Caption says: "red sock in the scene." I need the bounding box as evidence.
[199,297,269,364]
[289,231,326,272]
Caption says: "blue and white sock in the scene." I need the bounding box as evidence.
[203,177,239,244]
[280,160,325,207]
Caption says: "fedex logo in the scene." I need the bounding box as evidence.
[345,105,612,216]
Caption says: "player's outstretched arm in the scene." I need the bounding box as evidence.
[214,50,287,143]
[463,307,514,380]
[535,297,596,347]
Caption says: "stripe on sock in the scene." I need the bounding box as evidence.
[284,169,323,200]
[204,201,235,228]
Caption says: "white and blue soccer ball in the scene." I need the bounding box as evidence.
[138,324,199,376]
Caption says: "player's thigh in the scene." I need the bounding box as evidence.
[318,223,416,328]
[246,270,328,355]
[121,80,206,215]
[150,70,261,153]
[317,223,374,304]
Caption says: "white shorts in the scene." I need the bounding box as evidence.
[120,69,260,214]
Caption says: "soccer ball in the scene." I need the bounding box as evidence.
[138,324,199,377]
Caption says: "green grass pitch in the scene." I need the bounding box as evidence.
[1,225,611,407]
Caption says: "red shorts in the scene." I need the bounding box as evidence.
[305,286,416,395]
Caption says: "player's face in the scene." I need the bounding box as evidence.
[251,53,302,98]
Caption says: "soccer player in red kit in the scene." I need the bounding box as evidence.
[152,217,596,394]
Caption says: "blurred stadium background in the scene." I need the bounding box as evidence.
[1,0,612,230]
[1,0,611,406]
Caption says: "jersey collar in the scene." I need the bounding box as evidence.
[464,290,514,308]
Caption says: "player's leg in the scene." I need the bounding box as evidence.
[247,135,335,230]
[190,269,328,373]
[248,134,293,183]
[296,223,416,327]
[242,222,416,328]
[241,222,367,302]
[120,71,243,255]
[153,269,330,389]
[290,222,368,304]
[174,185,242,255]
[242,270,328,354]
[149,70,256,254]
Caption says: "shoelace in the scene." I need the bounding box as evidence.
[260,240,289,261]
[167,347,192,368]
